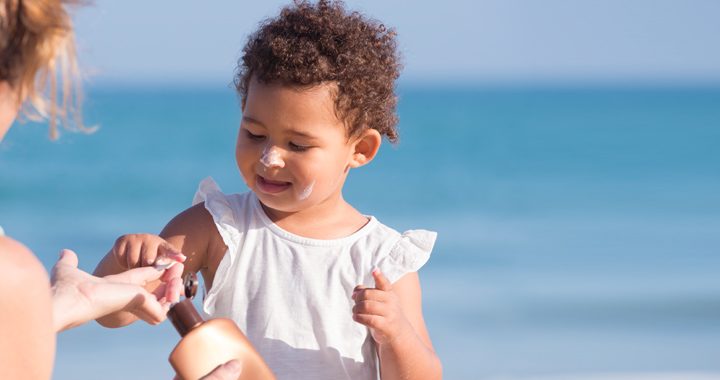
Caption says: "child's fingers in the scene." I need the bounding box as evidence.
[140,241,158,267]
[351,285,366,300]
[353,288,389,303]
[352,313,385,331]
[112,238,129,268]
[158,242,186,262]
[126,240,143,268]
[352,299,387,317]
[372,268,392,292]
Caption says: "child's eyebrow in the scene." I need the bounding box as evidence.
[242,116,265,127]
[287,129,317,140]
[243,115,318,140]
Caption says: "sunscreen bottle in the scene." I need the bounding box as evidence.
[167,273,275,380]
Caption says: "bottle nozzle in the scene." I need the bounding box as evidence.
[183,272,199,299]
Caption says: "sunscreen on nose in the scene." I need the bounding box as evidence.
[260,145,283,168]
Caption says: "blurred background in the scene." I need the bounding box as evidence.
[1,0,719,379]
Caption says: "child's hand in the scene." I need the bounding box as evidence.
[351,269,414,346]
[111,233,185,269]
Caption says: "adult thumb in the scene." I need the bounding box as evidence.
[200,359,242,380]
[57,249,79,268]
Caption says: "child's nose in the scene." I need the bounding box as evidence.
[260,145,285,169]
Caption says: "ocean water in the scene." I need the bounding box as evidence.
[1,84,719,379]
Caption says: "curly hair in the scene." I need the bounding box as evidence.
[235,0,402,143]
[0,0,89,139]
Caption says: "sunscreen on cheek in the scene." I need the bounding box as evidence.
[296,180,315,200]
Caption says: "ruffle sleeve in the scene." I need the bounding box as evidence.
[192,177,241,314]
[376,229,437,284]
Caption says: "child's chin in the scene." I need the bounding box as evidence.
[256,193,303,213]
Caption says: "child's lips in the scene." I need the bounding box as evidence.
[256,175,291,193]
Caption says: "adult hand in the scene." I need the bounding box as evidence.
[51,249,185,332]
[171,359,242,380]
[200,359,243,379]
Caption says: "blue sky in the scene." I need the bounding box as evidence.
[72,0,720,86]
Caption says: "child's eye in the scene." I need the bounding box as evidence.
[245,130,265,141]
[289,142,310,152]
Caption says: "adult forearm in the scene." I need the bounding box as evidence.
[378,331,442,380]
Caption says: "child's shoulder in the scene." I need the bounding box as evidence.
[365,218,437,249]
[164,177,253,253]
[192,177,251,209]
[189,176,259,246]
[359,218,438,283]
[191,177,257,224]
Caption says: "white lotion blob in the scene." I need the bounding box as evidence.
[258,144,314,201]
[296,180,315,200]
[260,145,284,168]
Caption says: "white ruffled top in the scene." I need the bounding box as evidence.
[192,177,436,380]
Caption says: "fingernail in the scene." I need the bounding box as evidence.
[153,261,177,271]
[372,267,380,274]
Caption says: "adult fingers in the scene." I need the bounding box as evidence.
[80,282,166,324]
[200,359,243,380]
[164,276,183,304]
[50,249,80,284]
[372,268,392,292]
[125,289,169,325]
[105,266,164,286]
[160,262,185,283]
[53,249,78,272]
[56,249,79,268]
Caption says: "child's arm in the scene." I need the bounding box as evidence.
[93,203,223,327]
[352,270,442,380]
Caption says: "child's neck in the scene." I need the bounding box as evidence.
[260,195,369,240]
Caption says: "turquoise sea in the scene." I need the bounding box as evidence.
[1,84,719,379]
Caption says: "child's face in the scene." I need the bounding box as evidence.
[236,77,357,215]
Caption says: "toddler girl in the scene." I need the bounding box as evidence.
[95,1,441,379]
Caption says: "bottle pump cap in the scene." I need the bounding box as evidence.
[167,273,203,337]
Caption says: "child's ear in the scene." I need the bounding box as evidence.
[349,128,382,168]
